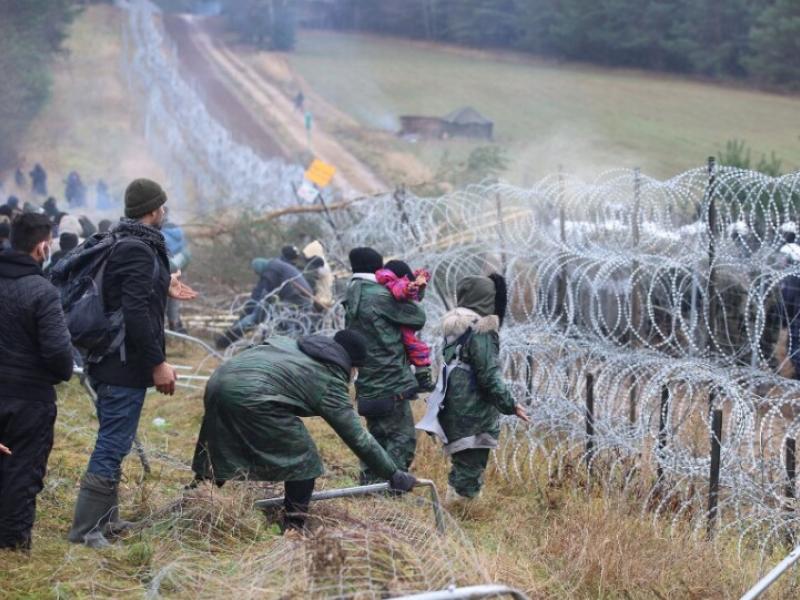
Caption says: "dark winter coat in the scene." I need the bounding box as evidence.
[250,257,313,309]
[344,275,426,400]
[0,251,73,401]
[191,335,398,482]
[87,221,171,389]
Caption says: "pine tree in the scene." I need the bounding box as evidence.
[746,0,800,88]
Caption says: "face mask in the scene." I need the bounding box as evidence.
[41,243,52,270]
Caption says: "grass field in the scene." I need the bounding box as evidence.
[288,30,800,183]
[1,340,797,599]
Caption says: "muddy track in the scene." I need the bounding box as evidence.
[164,15,387,197]
[163,14,286,160]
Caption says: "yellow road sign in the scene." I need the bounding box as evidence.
[305,159,336,188]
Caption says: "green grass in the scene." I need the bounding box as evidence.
[288,30,800,183]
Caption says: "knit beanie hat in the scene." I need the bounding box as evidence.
[124,178,167,219]
[384,259,414,280]
[281,245,300,262]
[349,247,383,274]
[333,330,368,367]
[59,232,79,252]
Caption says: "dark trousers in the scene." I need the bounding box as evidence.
[360,399,417,484]
[449,448,490,498]
[86,380,146,481]
[0,396,57,549]
[283,478,315,530]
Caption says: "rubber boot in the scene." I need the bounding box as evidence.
[281,479,315,535]
[214,327,244,350]
[444,485,476,510]
[104,485,136,538]
[415,366,436,393]
[67,473,116,548]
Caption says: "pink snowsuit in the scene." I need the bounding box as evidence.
[375,268,431,367]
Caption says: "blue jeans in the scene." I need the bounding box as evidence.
[87,380,146,481]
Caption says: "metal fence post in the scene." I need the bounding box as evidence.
[585,372,595,471]
[707,406,723,539]
[657,385,669,482]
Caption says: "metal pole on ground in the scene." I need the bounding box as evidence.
[390,585,530,600]
[740,544,800,600]
[255,478,446,534]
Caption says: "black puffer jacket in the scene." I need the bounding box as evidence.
[87,221,171,389]
[0,251,73,401]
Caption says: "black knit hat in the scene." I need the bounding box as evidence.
[59,232,79,251]
[349,247,383,274]
[333,330,368,367]
[384,259,414,280]
[124,178,167,219]
[281,245,300,261]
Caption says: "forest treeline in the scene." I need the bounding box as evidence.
[199,0,800,90]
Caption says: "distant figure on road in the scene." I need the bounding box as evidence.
[294,91,304,112]
[96,180,114,210]
[14,169,26,189]
[29,164,47,197]
[65,171,87,209]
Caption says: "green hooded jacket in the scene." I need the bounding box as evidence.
[438,277,516,455]
[344,275,426,399]
[191,335,398,481]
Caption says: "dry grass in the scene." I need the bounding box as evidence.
[3,337,799,599]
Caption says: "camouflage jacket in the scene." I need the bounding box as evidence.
[439,308,516,454]
[192,335,397,481]
[344,274,426,400]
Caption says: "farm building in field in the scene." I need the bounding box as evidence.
[399,106,493,140]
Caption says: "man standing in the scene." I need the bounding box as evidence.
[0,213,73,551]
[68,178,196,547]
[344,247,426,483]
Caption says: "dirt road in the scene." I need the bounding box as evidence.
[164,15,387,198]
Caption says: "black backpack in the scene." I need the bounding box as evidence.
[50,232,158,363]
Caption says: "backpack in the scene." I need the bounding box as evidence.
[50,232,158,363]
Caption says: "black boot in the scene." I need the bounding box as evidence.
[105,484,136,537]
[282,479,315,534]
[215,327,243,350]
[67,473,116,548]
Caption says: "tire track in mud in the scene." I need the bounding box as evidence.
[165,15,387,198]
[163,14,287,161]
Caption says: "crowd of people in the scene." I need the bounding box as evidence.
[0,176,530,553]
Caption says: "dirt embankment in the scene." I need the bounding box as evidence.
[162,15,286,160]
[163,15,388,198]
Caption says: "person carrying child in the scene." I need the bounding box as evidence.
[375,260,435,392]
